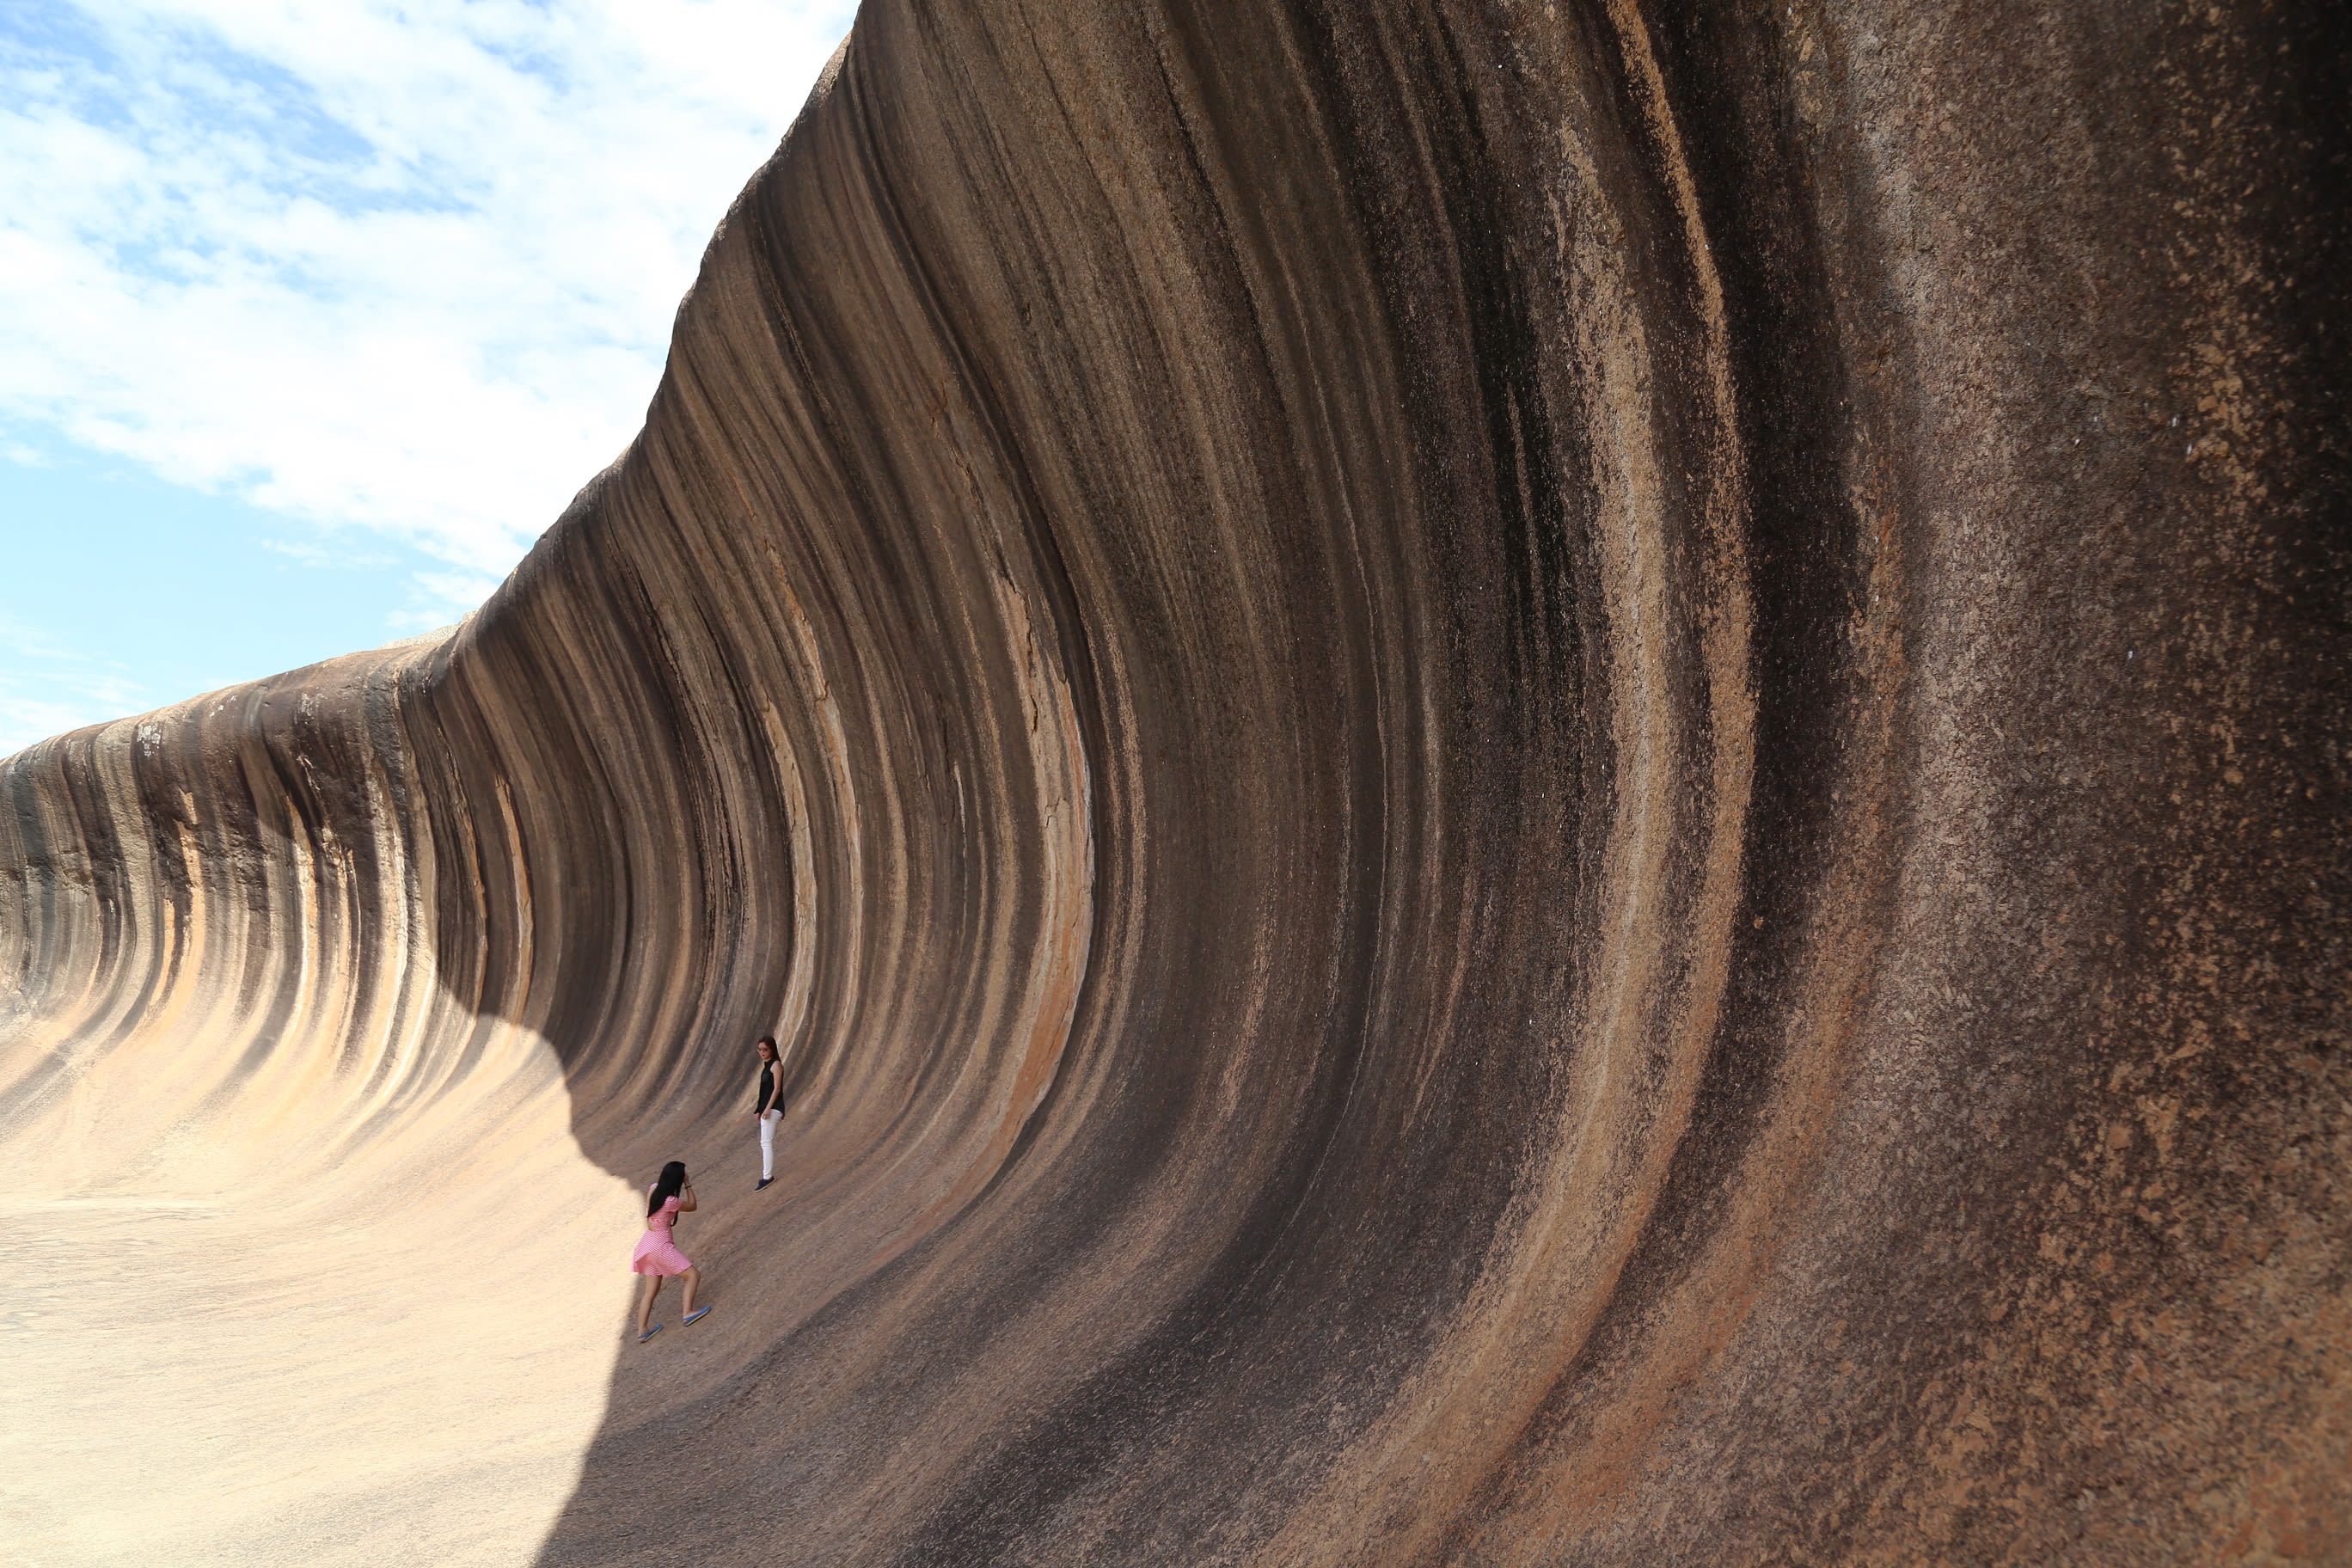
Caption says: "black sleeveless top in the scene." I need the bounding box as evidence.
[758,1064,779,1114]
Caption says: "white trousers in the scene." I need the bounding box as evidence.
[758,1109,781,1179]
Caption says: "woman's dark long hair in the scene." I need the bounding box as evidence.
[648,1161,688,1216]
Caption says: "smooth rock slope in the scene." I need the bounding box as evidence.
[2,1,2345,1563]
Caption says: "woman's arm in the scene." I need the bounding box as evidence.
[678,1183,698,1214]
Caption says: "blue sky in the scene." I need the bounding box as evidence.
[0,0,854,757]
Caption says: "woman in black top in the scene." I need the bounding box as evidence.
[751,1035,786,1190]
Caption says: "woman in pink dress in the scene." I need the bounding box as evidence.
[631,1161,709,1343]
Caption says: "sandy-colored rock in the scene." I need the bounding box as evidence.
[2,2,2343,1564]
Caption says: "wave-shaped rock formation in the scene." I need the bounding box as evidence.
[3,0,2345,1562]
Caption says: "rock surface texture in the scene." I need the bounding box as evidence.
[2,1,2346,1563]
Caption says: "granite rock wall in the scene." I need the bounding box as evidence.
[2,1,2344,1563]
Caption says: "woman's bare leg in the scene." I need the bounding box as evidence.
[681,1266,701,1316]
[636,1275,663,1335]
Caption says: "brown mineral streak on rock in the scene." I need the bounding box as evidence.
[2,0,2346,1564]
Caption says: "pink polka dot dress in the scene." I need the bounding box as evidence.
[631,1190,693,1277]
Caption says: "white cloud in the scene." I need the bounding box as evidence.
[392,567,505,634]
[0,0,854,586]
[0,611,152,757]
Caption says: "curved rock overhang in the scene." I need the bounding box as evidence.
[1,1,2344,1563]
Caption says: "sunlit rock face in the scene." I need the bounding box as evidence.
[2,1,2343,1564]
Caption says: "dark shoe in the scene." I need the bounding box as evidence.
[756,1178,773,1191]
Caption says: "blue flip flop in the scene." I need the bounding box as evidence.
[682,1307,712,1326]
[637,1323,663,1344]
